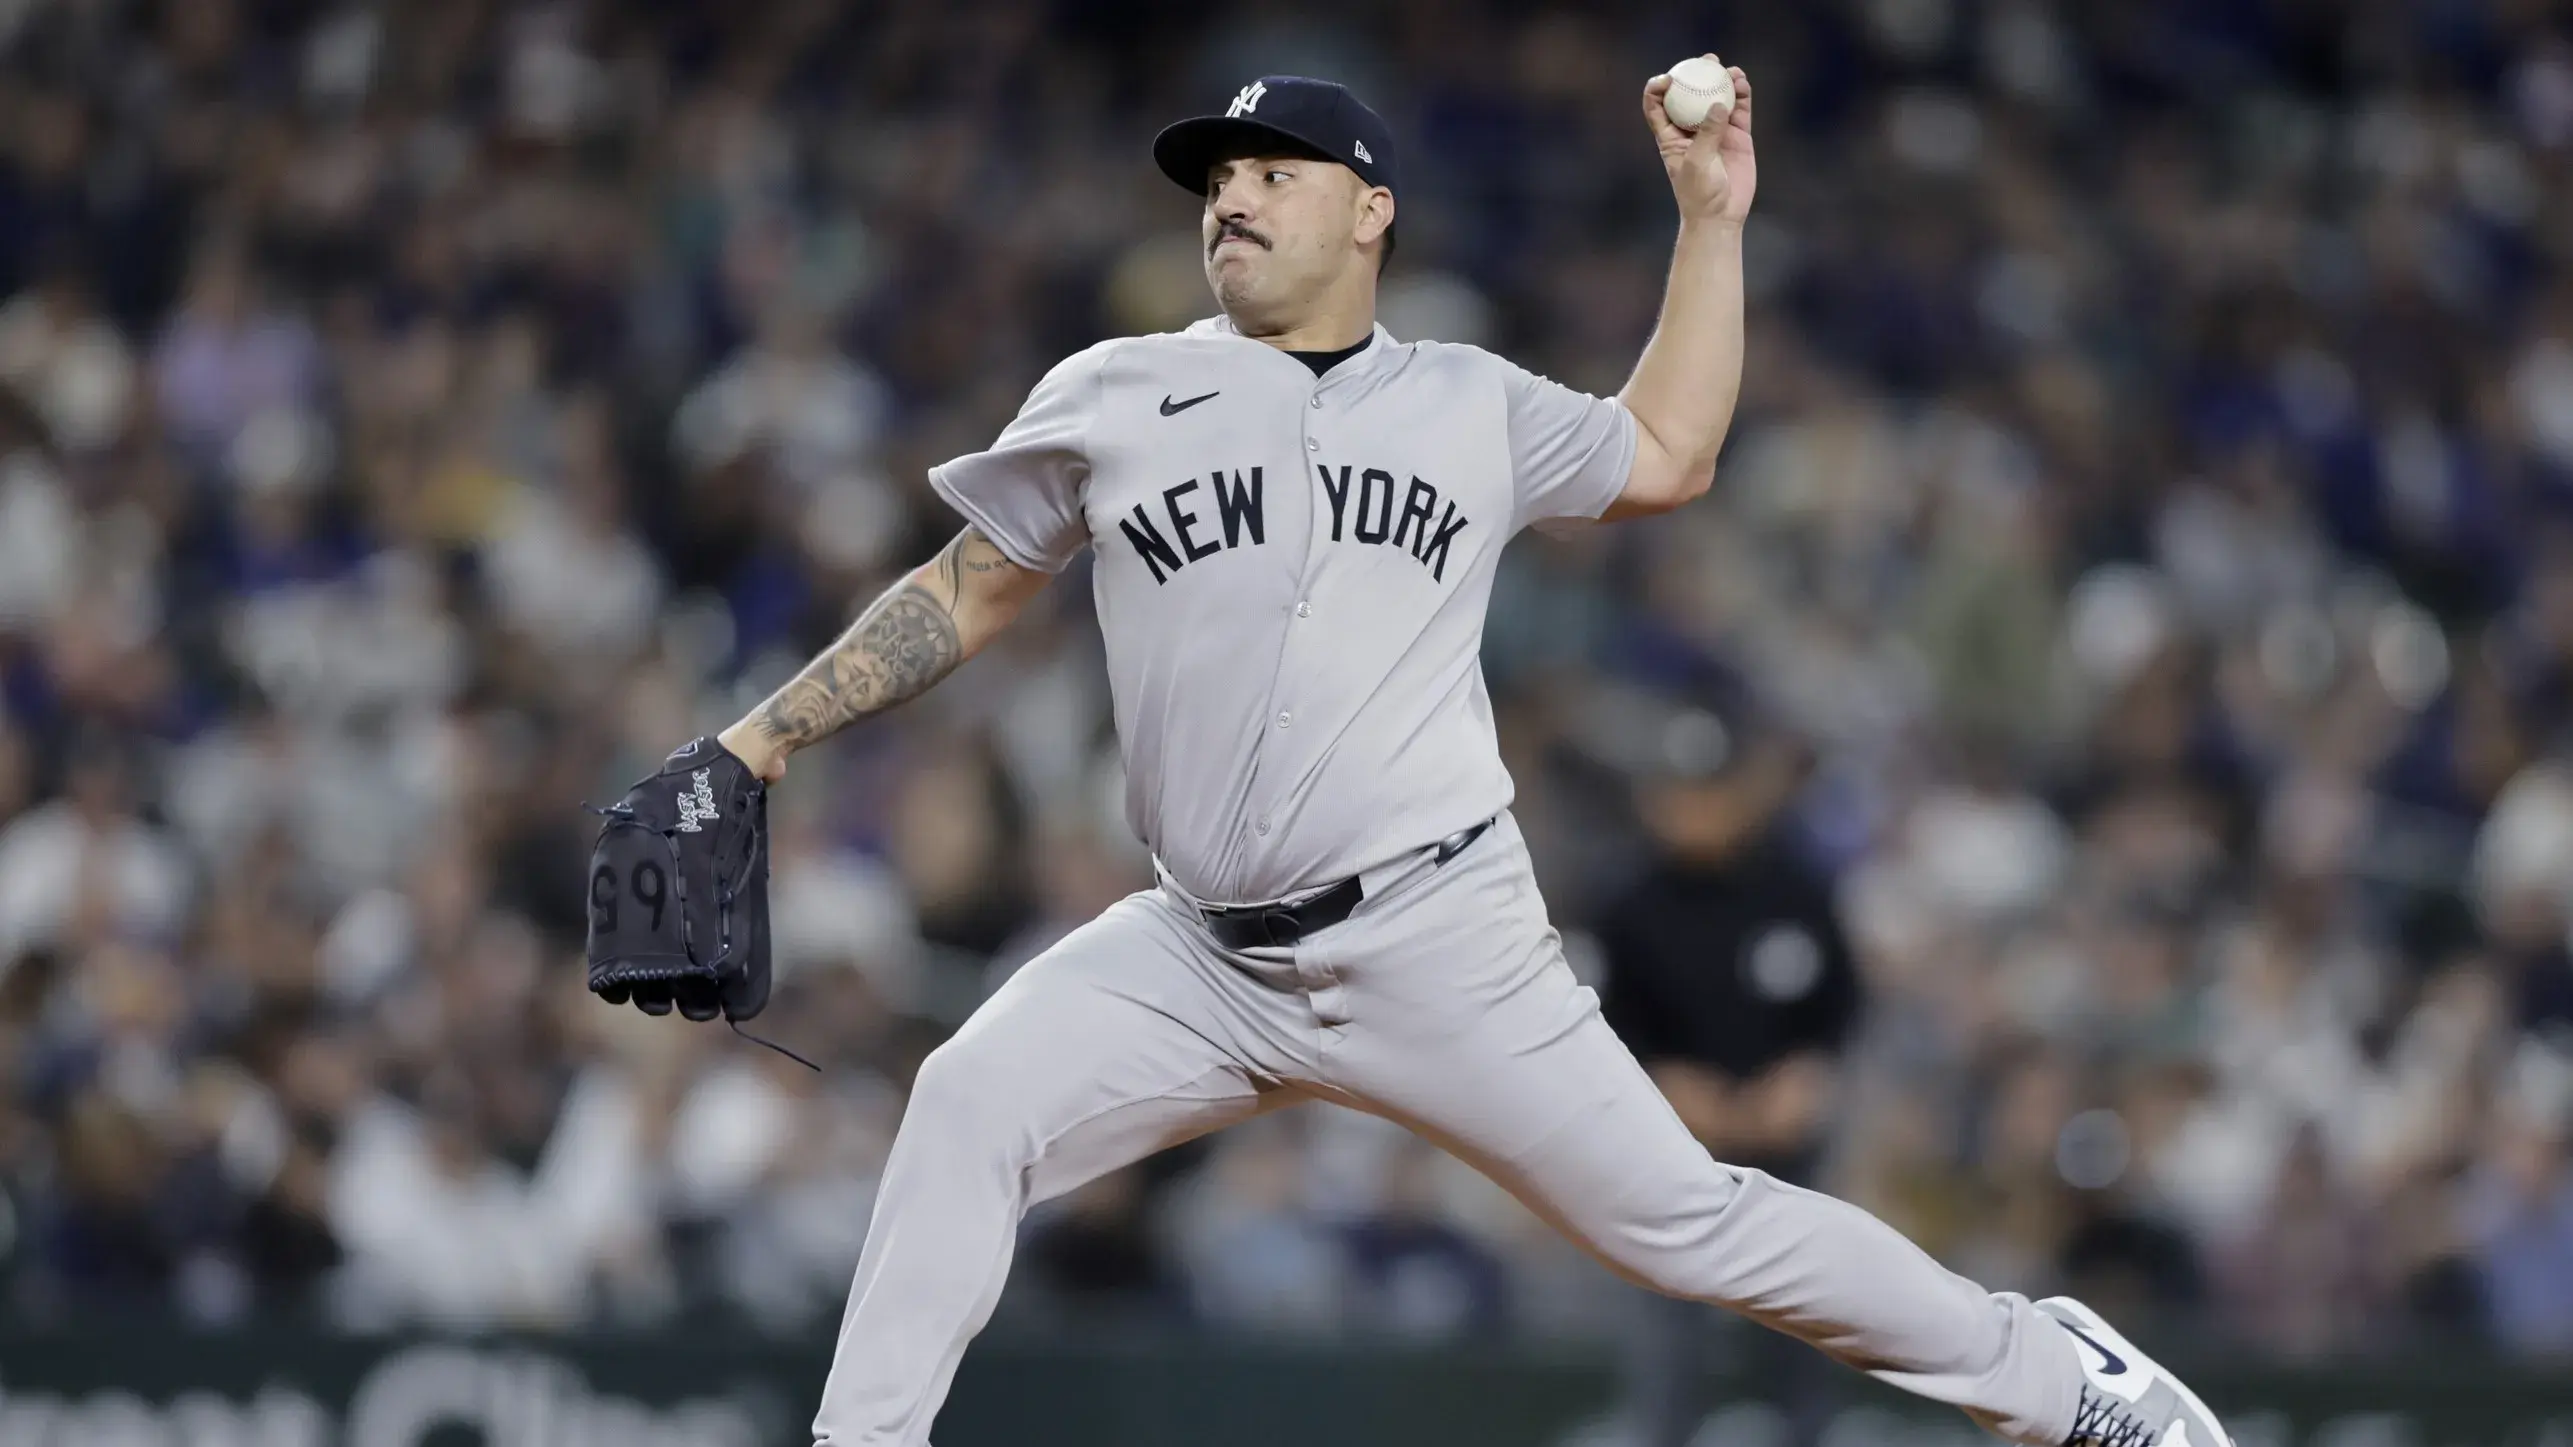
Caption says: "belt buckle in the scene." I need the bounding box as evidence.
[1259,909,1303,948]
[1435,817,1489,865]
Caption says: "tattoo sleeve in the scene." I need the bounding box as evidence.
[749,527,1022,751]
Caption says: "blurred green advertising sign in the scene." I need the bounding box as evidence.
[0,1330,2569,1447]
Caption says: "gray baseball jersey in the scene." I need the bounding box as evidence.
[928,316,1635,906]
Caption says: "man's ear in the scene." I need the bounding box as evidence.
[1358,187,1396,246]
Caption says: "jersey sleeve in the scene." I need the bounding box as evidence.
[1500,356,1638,530]
[926,344,1111,573]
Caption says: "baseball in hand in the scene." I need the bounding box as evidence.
[1659,55,1736,132]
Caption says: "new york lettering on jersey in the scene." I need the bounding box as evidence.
[1315,464,1470,582]
[1116,468,1267,584]
[1115,462,1470,586]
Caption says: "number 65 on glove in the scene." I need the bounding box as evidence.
[584,737,812,1067]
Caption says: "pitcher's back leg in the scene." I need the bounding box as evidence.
[1307,817,2085,1445]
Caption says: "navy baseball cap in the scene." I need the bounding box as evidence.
[1153,76,1400,199]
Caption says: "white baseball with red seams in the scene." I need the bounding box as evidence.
[1661,54,1736,131]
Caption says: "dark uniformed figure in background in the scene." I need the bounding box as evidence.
[1594,689,1862,1447]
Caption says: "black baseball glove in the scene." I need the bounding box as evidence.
[584,736,787,1041]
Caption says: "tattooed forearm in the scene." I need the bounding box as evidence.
[722,526,1047,772]
[754,585,961,748]
[746,527,1032,752]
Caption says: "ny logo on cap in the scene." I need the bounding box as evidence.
[1227,80,1267,117]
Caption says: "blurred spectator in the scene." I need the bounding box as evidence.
[1592,686,1857,1447]
[0,741,190,969]
[2462,1098,2573,1354]
[150,242,320,468]
[668,999,902,1331]
[1014,1165,1189,1328]
[1337,1137,1512,1340]
[1171,1113,1348,1333]
[0,259,134,454]
[2214,1124,2395,1359]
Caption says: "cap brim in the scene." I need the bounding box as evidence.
[1152,116,1337,195]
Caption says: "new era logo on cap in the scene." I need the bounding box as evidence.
[1354,140,1372,162]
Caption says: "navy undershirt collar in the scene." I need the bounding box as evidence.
[1283,333,1373,377]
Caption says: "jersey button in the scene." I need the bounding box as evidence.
[1310,396,1323,409]
[1295,601,1312,618]
[1306,437,1319,451]
[1277,712,1292,728]
[1255,819,1271,836]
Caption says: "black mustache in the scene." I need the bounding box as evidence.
[1210,221,1271,255]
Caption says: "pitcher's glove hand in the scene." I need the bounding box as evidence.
[584,736,774,1025]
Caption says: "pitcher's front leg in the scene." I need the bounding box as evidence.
[814,893,1296,1446]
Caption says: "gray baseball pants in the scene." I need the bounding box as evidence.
[809,812,2082,1446]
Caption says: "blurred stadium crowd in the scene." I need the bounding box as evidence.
[0,0,2571,1365]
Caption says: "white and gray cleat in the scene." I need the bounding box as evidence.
[2039,1297,2235,1447]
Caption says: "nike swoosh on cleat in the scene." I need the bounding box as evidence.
[2063,1322,2128,1377]
[1160,390,1220,416]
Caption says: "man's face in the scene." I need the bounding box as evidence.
[1638,739,1803,865]
[1642,775,1772,863]
[1201,150,1388,321]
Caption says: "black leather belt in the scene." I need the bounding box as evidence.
[1201,817,1493,951]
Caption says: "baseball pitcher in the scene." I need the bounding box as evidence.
[613,63,2230,1447]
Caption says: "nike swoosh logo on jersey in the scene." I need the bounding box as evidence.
[2062,1322,2128,1377]
[1160,390,1220,416]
